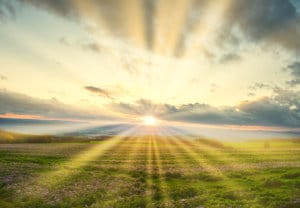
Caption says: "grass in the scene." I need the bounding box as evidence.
[0,135,299,207]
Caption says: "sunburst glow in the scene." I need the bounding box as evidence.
[0,1,299,207]
[143,116,156,126]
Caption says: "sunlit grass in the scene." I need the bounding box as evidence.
[146,135,154,208]
[152,135,171,206]
[0,132,299,207]
[23,127,140,195]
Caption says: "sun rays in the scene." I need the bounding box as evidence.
[2,0,299,136]
[7,124,299,207]
[68,0,234,58]
[29,126,140,191]
[1,0,299,207]
[26,126,253,203]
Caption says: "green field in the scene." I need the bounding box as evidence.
[0,136,299,208]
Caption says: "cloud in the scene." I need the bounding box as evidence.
[0,0,15,22]
[286,79,300,86]
[219,53,241,64]
[288,61,300,75]
[59,37,112,55]
[272,87,300,106]
[19,0,76,19]
[84,86,113,99]
[110,88,300,128]
[222,0,300,54]
[173,0,300,57]
[169,97,299,128]
[110,99,177,116]
[111,99,244,125]
[227,0,296,39]
[284,62,300,86]
[0,90,116,121]
[249,82,270,91]
[237,97,299,127]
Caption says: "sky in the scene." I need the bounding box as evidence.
[0,0,299,136]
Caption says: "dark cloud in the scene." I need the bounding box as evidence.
[291,0,300,9]
[237,97,299,127]
[286,79,300,86]
[285,62,300,86]
[219,53,241,64]
[223,0,300,54]
[111,99,242,125]
[111,89,300,128]
[287,62,300,77]
[110,99,177,116]
[272,87,300,106]
[84,86,113,99]
[0,0,15,22]
[169,97,299,127]
[175,0,300,57]
[19,0,76,19]
[249,82,271,91]
[0,90,116,120]
[227,0,296,39]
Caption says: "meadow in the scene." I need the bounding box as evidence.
[0,134,299,208]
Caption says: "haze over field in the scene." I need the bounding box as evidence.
[0,0,299,138]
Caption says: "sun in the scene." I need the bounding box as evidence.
[143,116,156,125]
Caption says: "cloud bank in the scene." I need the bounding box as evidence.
[0,90,117,121]
[111,88,300,128]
